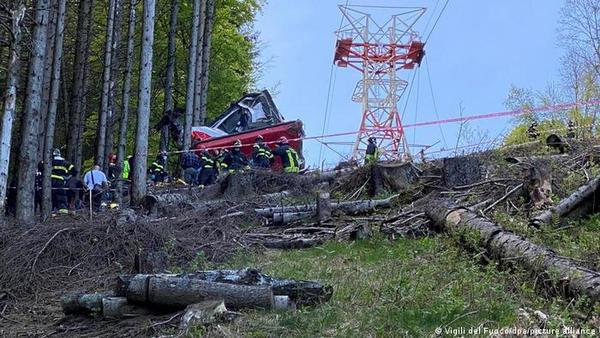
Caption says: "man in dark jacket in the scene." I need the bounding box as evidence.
[252,135,273,169]
[272,137,299,173]
[365,137,379,165]
[224,140,249,172]
[181,150,201,185]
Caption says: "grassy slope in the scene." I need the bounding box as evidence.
[201,236,547,337]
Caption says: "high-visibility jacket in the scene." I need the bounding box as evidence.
[122,157,131,179]
[200,152,217,170]
[365,143,379,164]
[225,149,249,171]
[51,156,70,181]
[252,144,273,168]
[273,145,299,173]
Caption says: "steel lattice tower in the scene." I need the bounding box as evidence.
[334,5,426,161]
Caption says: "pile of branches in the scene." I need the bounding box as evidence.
[0,208,246,298]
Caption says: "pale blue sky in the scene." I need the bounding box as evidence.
[255,0,564,168]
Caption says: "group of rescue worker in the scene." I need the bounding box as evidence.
[7,134,378,215]
[171,135,301,186]
[527,119,577,140]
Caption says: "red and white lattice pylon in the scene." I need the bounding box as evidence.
[334,5,426,161]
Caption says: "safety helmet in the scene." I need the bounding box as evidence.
[52,148,61,157]
[233,139,242,147]
[255,135,264,142]
[368,137,376,143]
[278,136,289,145]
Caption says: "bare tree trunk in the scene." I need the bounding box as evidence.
[117,0,137,165]
[96,0,117,170]
[160,0,179,166]
[0,3,26,216]
[105,0,124,165]
[131,0,156,205]
[192,0,207,126]
[38,0,57,163]
[67,0,94,171]
[42,0,67,218]
[16,0,51,223]
[183,0,202,151]
[197,0,216,125]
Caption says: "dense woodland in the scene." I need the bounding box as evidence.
[0,0,263,223]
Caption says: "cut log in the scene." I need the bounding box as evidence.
[317,192,332,223]
[422,197,600,302]
[116,269,332,306]
[272,211,315,224]
[442,156,481,188]
[530,176,600,227]
[263,194,399,224]
[61,291,114,315]
[524,164,552,210]
[102,296,150,318]
[370,162,419,196]
[125,274,274,310]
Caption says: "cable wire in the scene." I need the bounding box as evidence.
[424,0,449,43]
[424,56,447,148]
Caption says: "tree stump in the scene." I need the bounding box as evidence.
[442,156,481,188]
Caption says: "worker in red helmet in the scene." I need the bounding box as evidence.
[252,135,273,169]
[273,136,300,173]
[224,139,249,172]
[107,153,120,181]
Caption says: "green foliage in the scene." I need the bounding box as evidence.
[78,0,264,166]
[503,119,564,146]
[212,236,525,337]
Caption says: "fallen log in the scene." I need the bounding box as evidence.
[124,274,275,310]
[422,197,600,302]
[61,291,114,315]
[102,297,150,318]
[117,269,332,306]
[261,194,399,223]
[530,176,600,227]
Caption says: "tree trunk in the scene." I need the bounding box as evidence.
[0,3,26,216]
[317,192,332,223]
[183,0,202,151]
[124,275,274,310]
[38,0,57,164]
[41,0,67,218]
[117,0,137,165]
[67,0,94,171]
[105,0,124,166]
[16,0,51,223]
[192,0,208,125]
[160,0,179,159]
[131,0,156,205]
[423,197,600,302]
[96,0,117,170]
[197,0,216,124]
[530,176,600,227]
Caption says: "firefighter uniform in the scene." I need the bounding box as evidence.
[252,144,273,168]
[51,150,70,213]
[365,138,380,165]
[199,151,218,186]
[273,138,300,173]
[225,140,249,172]
[149,153,167,183]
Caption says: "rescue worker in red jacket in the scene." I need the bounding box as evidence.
[272,136,300,173]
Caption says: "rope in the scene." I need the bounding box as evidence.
[424,56,447,148]
[424,0,449,43]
